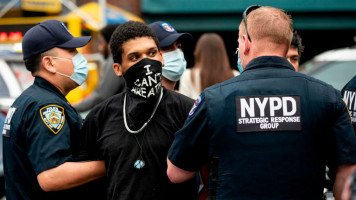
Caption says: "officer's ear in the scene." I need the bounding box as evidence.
[113,63,123,77]
[242,35,250,54]
[158,51,164,67]
[42,56,56,74]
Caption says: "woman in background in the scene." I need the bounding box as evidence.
[179,33,239,99]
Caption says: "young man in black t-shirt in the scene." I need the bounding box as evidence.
[80,21,197,200]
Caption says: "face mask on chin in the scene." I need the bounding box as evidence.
[123,58,163,99]
[53,53,89,85]
[162,49,187,81]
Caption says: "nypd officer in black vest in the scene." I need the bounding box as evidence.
[166,6,356,200]
[342,76,356,132]
[2,20,105,199]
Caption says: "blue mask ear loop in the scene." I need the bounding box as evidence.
[236,48,245,73]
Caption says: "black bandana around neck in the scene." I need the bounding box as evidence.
[123,58,162,99]
[123,58,163,129]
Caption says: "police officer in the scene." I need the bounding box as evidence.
[166,6,356,200]
[342,76,356,132]
[2,20,105,199]
[149,21,192,91]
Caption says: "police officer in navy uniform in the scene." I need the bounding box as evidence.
[2,20,105,199]
[166,6,356,200]
[342,76,356,132]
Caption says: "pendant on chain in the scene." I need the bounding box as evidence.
[134,156,145,170]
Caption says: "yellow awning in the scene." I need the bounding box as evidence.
[65,2,144,31]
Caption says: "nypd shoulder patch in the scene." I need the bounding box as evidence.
[189,95,202,117]
[40,105,65,134]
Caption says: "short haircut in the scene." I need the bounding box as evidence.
[110,21,160,64]
[291,31,304,59]
[24,54,42,75]
[100,24,120,43]
[239,6,293,48]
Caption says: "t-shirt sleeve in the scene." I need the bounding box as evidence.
[26,104,73,175]
[331,91,356,166]
[168,94,210,172]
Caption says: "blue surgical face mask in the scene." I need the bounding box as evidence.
[236,48,245,73]
[162,49,187,81]
[52,53,89,85]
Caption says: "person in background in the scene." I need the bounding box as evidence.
[286,31,304,71]
[166,5,356,199]
[73,24,125,112]
[0,112,5,198]
[2,20,105,200]
[179,33,239,99]
[148,21,192,91]
[79,21,197,200]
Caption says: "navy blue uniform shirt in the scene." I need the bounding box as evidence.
[168,56,356,200]
[2,77,84,199]
[342,75,356,132]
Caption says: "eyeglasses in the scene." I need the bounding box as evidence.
[243,5,261,42]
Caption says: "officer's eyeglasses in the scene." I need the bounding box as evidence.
[243,5,261,42]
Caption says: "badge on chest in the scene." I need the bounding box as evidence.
[236,95,302,132]
[40,105,65,134]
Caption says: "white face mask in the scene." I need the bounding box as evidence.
[52,53,89,85]
[162,49,187,81]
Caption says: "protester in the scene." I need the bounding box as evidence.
[2,20,105,199]
[73,24,125,112]
[79,21,197,200]
[179,33,239,99]
[166,6,356,199]
[286,31,304,71]
[149,21,192,91]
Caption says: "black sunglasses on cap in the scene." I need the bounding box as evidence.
[243,5,261,42]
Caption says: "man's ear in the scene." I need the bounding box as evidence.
[242,35,250,54]
[42,56,56,74]
[159,52,164,67]
[113,63,123,77]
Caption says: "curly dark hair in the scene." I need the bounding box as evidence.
[291,31,304,60]
[110,21,160,64]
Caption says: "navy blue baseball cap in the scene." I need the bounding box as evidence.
[22,20,91,60]
[148,21,192,48]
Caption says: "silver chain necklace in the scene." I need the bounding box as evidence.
[123,87,163,134]
[123,87,163,170]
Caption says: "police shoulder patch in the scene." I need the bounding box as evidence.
[40,105,65,134]
[189,95,202,117]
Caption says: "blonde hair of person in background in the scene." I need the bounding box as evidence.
[179,33,239,99]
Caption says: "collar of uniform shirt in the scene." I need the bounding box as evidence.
[243,56,296,72]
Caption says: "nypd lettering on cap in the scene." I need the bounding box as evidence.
[40,105,65,134]
[189,95,202,117]
[2,107,17,137]
[236,95,302,132]
[343,89,356,123]
[160,22,175,32]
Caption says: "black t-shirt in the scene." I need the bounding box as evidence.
[81,87,197,200]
